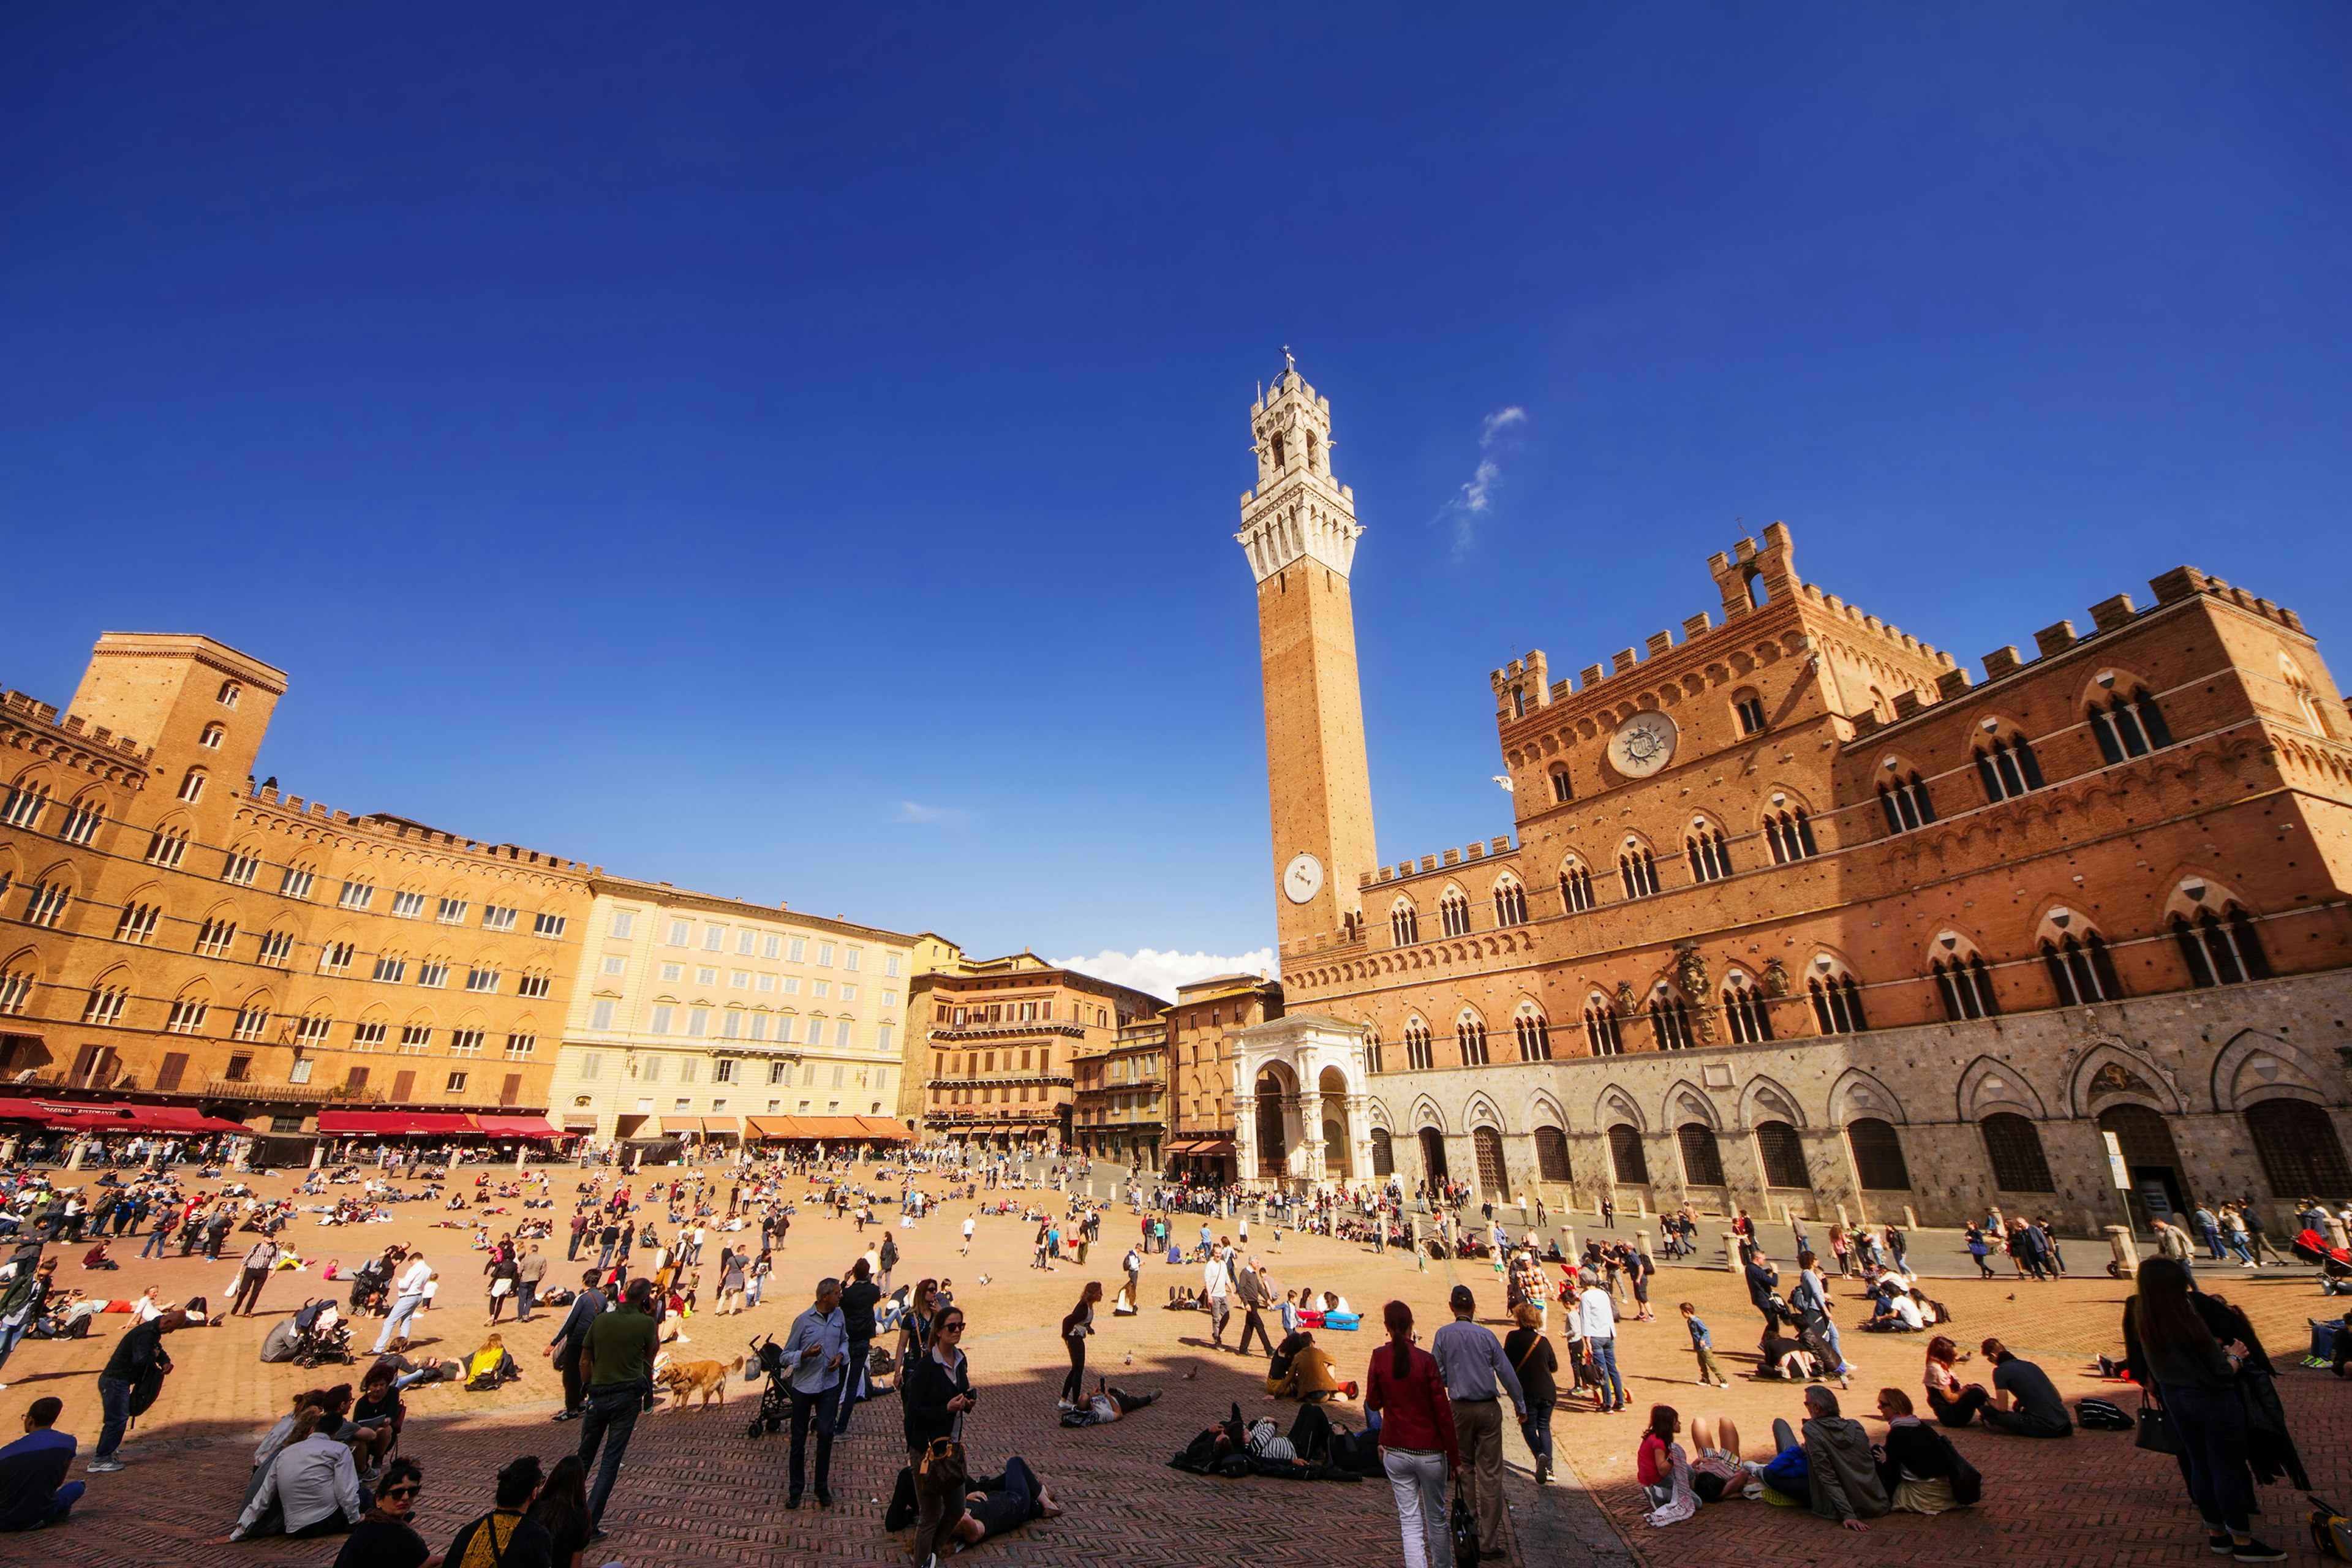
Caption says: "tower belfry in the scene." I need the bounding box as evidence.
[1238,359,1378,951]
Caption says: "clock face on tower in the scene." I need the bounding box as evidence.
[1607,710,1680,778]
[1283,853,1325,905]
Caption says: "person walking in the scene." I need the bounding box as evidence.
[88,1308,187,1472]
[1367,1300,1459,1568]
[1502,1303,1558,1485]
[232,1236,280,1317]
[782,1278,848,1509]
[1202,1248,1234,1351]
[1234,1256,1275,1357]
[2122,1256,2290,1562]
[1578,1272,1626,1412]
[576,1276,660,1537]
[1431,1286,1525,1560]
[543,1267,608,1423]
[371,1255,434,1355]
[515,1245,547,1324]
[878,1233,899,1291]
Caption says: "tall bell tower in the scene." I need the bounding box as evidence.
[1238,353,1378,952]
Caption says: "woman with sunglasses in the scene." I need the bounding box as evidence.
[330,1458,431,1568]
[903,1307,977,1568]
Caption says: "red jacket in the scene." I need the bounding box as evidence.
[1365,1343,1458,1469]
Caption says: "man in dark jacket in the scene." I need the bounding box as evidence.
[88,1309,186,1471]
[0,1396,83,1531]
[834,1260,882,1436]
[543,1268,607,1422]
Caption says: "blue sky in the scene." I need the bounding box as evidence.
[4,7,2348,1000]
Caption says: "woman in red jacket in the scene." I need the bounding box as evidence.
[1366,1300,1459,1568]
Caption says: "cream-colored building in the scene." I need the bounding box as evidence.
[549,876,921,1145]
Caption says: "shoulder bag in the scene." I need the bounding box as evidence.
[2134,1395,2180,1455]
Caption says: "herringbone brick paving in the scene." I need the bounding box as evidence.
[4,1164,2345,1567]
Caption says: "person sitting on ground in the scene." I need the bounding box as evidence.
[1638,1406,1697,1526]
[0,1396,85,1532]
[1266,1330,1351,1403]
[329,1457,435,1568]
[442,1455,552,1568]
[222,1404,370,1542]
[352,1366,407,1461]
[1921,1337,1981,1426]
[1321,1290,1353,1317]
[1776,1384,1890,1531]
[464,1334,520,1392]
[1758,1330,1817,1380]
[1970,1338,2071,1437]
[80,1242,118,1272]
[1870,1389,1960,1514]
[1863,1287,1924,1333]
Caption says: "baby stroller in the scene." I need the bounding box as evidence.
[349,1259,391,1316]
[745,1333,793,1439]
[2292,1229,2352,1279]
[261,1298,355,1368]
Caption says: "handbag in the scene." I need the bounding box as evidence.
[1449,1481,1481,1568]
[2135,1396,2180,1456]
[1934,1430,1983,1506]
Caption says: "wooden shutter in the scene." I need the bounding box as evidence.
[156,1053,189,1092]
[500,1073,521,1106]
[392,1070,415,1102]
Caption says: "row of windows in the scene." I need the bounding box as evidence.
[571,1051,884,1091]
[608,908,896,975]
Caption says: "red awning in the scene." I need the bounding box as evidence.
[40,1104,250,1134]
[317,1110,478,1136]
[0,1096,55,1121]
[475,1115,561,1139]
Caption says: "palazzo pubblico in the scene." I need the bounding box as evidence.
[1224,360,2352,1231]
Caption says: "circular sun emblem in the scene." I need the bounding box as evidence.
[1608,711,1680,778]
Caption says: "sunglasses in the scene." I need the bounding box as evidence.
[938,1321,965,1333]
[382,1485,422,1500]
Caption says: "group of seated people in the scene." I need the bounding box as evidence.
[1262,1330,1358,1402]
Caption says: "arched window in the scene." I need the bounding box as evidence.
[1583,998,1623,1057]
[1439,890,1472,938]
[200,723,225,750]
[1618,846,1659,899]
[1932,953,2000,1020]
[1456,1013,1489,1066]
[1733,688,1768,735]
[1648,988,1695,1050]
[1608,1125,1649,1184]
[1722,973,1773,1043]
[1980,1112,2056,1191]
[1370,1128,1395,1177]
[1493,879,1528,927]
[1403,1019,1434,1072]
[176,767,206,804]
[1847,1118,1912,1190]
[1513,1010,1551,1062]
[1755,1120,1811,1188]
[1975,733,2045,802]
[1677,1123,1725,1186]
[0,959,36,1016]
[2284,661,2331,737]
[1686,824,1733,883]
[0,779,50,831]
[2089,687,2174,763]
[1808,970,1868,1034]
[55,796,102,846]
[2043,932,2122,1005]
[2172,907,2271,988]
[1472,1127,1508,1196]
[1548,767,1574,804]
[1558,858,1594,913]
[112,900,162,944]
[1763,809,1818,864]
[1878,771,1935,834]
[1534,1125,1572,1182]
[1390,901,1420,947]
[217,680,241,709]
[2244,1099,2352,1198]
[1363,1026,1383,1074]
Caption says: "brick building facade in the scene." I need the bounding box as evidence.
[1,633,590,1129]
[1235,364,2352,1228]
[910,954,1164,1149]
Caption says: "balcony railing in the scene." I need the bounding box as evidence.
[203,1079,331,1103]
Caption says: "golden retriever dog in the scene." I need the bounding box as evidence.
[655,1355,745,1411]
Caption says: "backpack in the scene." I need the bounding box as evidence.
[2076,1398,2132,1432]
[2309,1495,2352,1561]
[1936,1431,1983,1506]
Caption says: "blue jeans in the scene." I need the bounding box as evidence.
[373,1293,424,1353]
[788,1383,838,1497]
[1587,1337,1626,1408]
[0,1319,29,1378]
[96,1375,133,1459]
[2163,1382,2254,1536]
[42,1479,86,1523]
[578,1381,646,1526]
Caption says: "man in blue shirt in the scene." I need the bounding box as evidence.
[1430,1286,1525,1561]
[782,1278,848,1509]
[0,1396,83,1532]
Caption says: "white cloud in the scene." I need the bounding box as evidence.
[1437,405,1527,556]
[1052,947,1276,1005]
[893,801,972,827]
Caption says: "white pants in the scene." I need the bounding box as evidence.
[1384,1447,1450,1568]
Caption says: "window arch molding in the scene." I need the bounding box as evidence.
[2032,906,2123,1005]
[1490,873,1529,928]
[1556,853,1595,914]
[1804,951,1869,1036]
[1972,717,2045,802]
[1437,884,1473,939]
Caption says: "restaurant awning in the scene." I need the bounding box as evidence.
[46,1104,251,1134]
[658,1116,705,1134]
[475,1115,562,1139]
[0,1096,61,1122]
[562,1117,599,1132]
[317,1110,478,1136]
[700,1115,742,1138]
[744,1114,908,1144]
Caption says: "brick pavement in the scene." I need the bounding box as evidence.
[2,1169,2346,1567]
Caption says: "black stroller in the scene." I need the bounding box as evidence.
[260,1298,355,1368]
[745,1333,792,1439]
